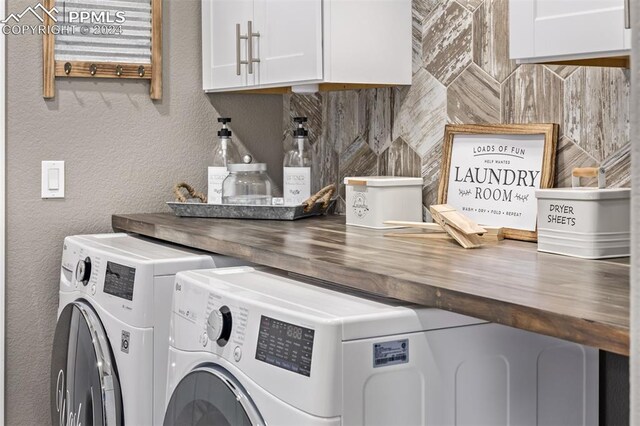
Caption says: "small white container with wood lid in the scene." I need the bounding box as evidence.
[535,167,630,259]
[344,176,423,229]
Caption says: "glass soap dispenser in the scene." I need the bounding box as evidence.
[283,117,312,205]
[208,117,240,204]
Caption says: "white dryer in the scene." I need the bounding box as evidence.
[51,234,246,426]
[164,267,598,426]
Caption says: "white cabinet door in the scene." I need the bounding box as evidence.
[510,0,630,60]
[253,0,323,86]
[203,0,255,91]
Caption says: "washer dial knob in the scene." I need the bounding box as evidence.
[206,305,232,346]
[206,310,223,341]
[75,257,92,286]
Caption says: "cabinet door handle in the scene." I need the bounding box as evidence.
[247,20,260,74]
[625,0,631,29]
[236,23,249,76]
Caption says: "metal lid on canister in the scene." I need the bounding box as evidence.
[535,187,630,201]
[228,163,267,172]
[227,154,267,172]
[343,176,424,187]
[536,167,630,201]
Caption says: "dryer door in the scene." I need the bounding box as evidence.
[164,366,264,426]
[50,301,123,426]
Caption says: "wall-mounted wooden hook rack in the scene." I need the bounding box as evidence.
[43,0,162,100]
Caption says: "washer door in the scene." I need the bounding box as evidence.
[50,301,123,426]
[164,366,264,426]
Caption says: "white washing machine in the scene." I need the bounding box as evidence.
[51,234,246,426]
[164,267,599,426]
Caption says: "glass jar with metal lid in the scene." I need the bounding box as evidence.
[222,155,272,205]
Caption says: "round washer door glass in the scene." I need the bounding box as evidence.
[50,301,122,426]
[164,366,263,426]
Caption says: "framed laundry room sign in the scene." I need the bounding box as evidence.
[437,124,558,242]
[42,0,162,99]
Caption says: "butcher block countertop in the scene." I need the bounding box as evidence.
[112,213,630,355]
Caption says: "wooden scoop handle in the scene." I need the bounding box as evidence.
[571,167,606,189]
[572,167,600,178]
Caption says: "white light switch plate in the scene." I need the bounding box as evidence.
[42,161,65,199]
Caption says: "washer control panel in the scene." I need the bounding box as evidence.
[103,261,136,301]
[61,234,216,329]
[60,237,143,327]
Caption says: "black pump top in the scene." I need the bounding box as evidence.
[217,117,232,137]
[293,116,309,137]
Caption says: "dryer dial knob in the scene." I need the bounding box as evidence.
[207,305,232,347]
[75,257,91,286]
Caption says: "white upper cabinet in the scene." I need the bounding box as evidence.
[203,0,255,90]
[253,0,323,86]
[510,0,631,62]
[202,0,412,92]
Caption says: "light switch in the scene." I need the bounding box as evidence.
[42,161,65,199]
[48,168,60,190]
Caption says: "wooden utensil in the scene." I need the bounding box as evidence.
[384,205,497,249]
[384,220,504,241]
[384,221,446,232]
[429,204,487,235]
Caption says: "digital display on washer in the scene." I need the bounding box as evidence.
[255,315,314,377]
[103,261,136,301]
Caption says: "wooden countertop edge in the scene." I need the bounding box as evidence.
[112,214,629,356]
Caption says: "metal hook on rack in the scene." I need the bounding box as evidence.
[138,65,145,77]
[115,65,123,77]
[64,62,72,75]
[89,64,97,76]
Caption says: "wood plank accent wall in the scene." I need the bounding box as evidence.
[283,0,631,219]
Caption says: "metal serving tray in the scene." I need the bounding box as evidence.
[166,199,335,221]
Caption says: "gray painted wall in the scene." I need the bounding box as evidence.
[5,0,282,424]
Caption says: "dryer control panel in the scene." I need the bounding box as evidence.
[170,267,344,419]
[173,276,251,353]
[255,315,314,377]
